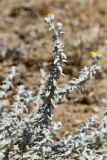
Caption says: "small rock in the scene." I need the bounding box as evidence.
[73,119,82,126]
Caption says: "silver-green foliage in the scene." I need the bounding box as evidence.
[0,15,106,160]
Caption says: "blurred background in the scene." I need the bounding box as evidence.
[0,0,107,135]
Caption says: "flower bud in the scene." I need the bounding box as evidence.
[57,23,63,30]
[44,13,55,25]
